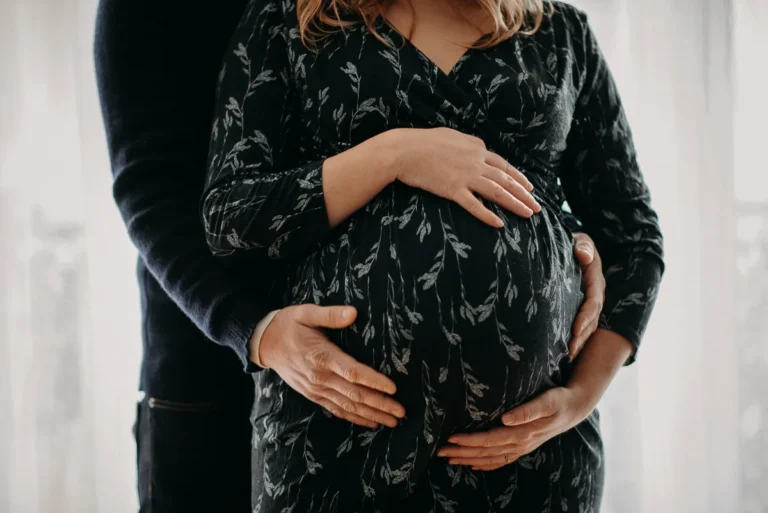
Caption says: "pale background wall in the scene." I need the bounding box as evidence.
[0,0,765,511]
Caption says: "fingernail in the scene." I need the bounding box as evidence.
[526,181,533,191]
[534,202,542,213]
[448,436,458,444]
[449,459,459,465]
[437,450,447,457]
[340,308,349,320]
[501,415,512,426]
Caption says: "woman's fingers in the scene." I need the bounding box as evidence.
[438,443,518,459]
[448,415,553,447]
[470,177,535,219]
[447,425,518,447]
[485,152,533,191]
[481,166,541,213]
[323,373,405,420]
[470,463,505,472]
[453,190,505,227]
[449,454,521,468]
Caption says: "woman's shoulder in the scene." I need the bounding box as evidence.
[238,0,299,33]
[537,2,594,54]
[543,1,593,43]
[548,1,590,26]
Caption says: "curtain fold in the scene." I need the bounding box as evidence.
[573,1,743,511]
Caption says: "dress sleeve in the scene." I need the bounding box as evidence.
[202,2,331,261]
[560,13,665,363]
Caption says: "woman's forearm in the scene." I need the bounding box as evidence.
[203,129,405,259]
[567,328,635,417]
[322,129,402,228]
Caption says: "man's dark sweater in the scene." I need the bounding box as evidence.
[94,0,263,400]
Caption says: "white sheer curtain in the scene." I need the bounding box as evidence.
[0,0,140,511]
[0,0,764,512]
[572,1,740,511]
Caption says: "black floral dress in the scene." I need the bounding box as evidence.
[202,1,664,511]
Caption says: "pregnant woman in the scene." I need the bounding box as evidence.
[203,0,664,510]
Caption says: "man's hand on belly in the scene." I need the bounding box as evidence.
[569,232,606,359]
[259,305,407,429]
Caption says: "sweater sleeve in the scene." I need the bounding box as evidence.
[94,0,270,370]
[202,2,331,261]
[560,13,665,363]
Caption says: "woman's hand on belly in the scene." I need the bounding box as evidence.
[434,233,613,470]
[436,329,634,472]
[259,304,407,429]
[435,385,593,471]
[322,126,540,230]
[391,127,541,226]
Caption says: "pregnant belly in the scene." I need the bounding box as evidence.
[278,183,583,425]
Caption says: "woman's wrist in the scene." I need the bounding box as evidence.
[565,328,634,418]
[322,129,406,227]
[370,128,409,184]
[566,381,601,423]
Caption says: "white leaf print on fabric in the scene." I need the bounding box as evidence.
[203,0,664,511]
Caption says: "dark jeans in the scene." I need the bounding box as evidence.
[134,392,253,513]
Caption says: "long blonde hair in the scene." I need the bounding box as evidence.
[297,0,551,49]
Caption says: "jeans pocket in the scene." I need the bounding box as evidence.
[140,397,252,513]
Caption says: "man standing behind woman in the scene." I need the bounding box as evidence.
[95,0,616,511]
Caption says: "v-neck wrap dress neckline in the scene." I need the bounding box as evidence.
[202,1,664,511]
